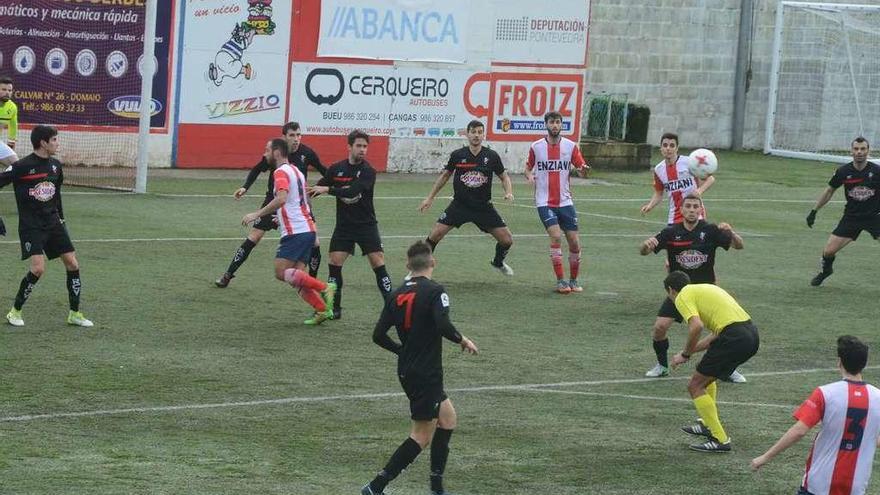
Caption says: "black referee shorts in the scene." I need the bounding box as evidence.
[399,377,448,421]
[832,215,880,241]
[438,200,507,233]
[696,320,759,379]
[329,224,383,255]
[20,223,75,260]
[657,297,684,323]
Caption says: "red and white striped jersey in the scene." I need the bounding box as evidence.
[652,156,702,224]
[526,137,587,208]
[273,163,316,237]
[796,380,880,495]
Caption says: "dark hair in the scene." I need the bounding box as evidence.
[281,121,300,135]
[663,270,690,292]
[544,111,563,123]
[269,137,289,157]
[407,241,433,272]
[838,335,869,375]
[466,120,484,132]
[852,136,870,149]
[0,76,12,86]
[682,193,703,205]
[660,132,679,146]
[31,125,58,149]
[348,129,369,145]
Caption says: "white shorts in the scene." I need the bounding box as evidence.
[0,142,16,162]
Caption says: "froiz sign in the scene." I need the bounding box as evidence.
[463,72,583,141]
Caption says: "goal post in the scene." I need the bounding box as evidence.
[765,1,880,163]
[135,0,159,194]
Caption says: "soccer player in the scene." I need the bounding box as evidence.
[363,240,479,495]
[666,271,760,452]
[0,126,93,327]
[215,121,327,288]
[751,336,880,495]
[241,138,335,325]
[639,194,746,382]
[806,137,880,286]
[417,119,515,276]
[308,130,392,320]
[526,111,590,293]
[640,132,715,224]
[0,76,18,154]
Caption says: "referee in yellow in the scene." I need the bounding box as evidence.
[666,271,759,453]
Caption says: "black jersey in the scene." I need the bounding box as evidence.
[828,161,880,219]
[653,220,732,284]
[2,153,65,230]
[317,159,377,228]
[373,276,463,383]
[444,146,505,208]
[242,144,326,196]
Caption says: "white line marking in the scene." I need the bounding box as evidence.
[524,388,793,409]
[596,292,619,296]
[0,365,859,423]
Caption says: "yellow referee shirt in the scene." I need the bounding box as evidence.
[674,284,751,335]
[0,99,18,145]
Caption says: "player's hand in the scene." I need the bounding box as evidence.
[806,209,817,228]
[503,192,514,202]
[418,198,433,212]
[643,237,659,251]
[717,222,732,232]
[7,141,14,150]
[460,337,479,355]
[525,172,535,185]
[750,455,768,471]
[640,203,652,215]
[670,352,688,369]
[577,164,591,178]
[242,212,260,226]
[233,187,247,200]
[307,185,329,197]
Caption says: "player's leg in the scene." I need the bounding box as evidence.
[8,244,46,326]
[538,207,567,292]
[327,232,352,319]
[308,210,322,277]
[685,371,731,451]
[429,202,464,253]
[216,225,268,287]
[366,250,393,301]
[425,222,454,253]
[59,251,92,327]
[430,398,457,495]
[563,228,582,292]
[645,313,676,377]
[276,233,334,324]
[478,205,513,276]
[811,221,855,286]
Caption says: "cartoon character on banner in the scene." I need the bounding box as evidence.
[207,0,275,87]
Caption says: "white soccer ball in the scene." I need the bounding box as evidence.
[687,148,718,179]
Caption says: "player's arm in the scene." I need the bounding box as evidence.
[372,305,402,355]
[237,158,268,199]
[717,223,744,250]
[525,147,536,184]
[242,189,286,225]
[57,168,65,222]
[807,186,837,227]
[671,315,704,368]
[327,167,376,198]
[750,420,811,470]
[572,144,590,178]
[419,170,453,212]
[0,167,11,188]
[433,291,478,354]
[640,174,664,214]
[308,150,328,178]
[695,174,715,196]
[640,236,660,255]
[499,171,514,202]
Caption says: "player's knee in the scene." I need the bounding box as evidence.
[30,265,45,277]
[652,320,671,338]
[411,431,433,449]
[686,379,704,398]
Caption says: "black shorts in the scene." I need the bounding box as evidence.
[796,487,814,495]
[253,195,278,231]
[657,297,683,323]
[329,223,383,255]
[438,200,507,233]
[696,321,759,379]
[399,377,448,421]
[0,216,5,236]
[20,223,75,260]
[832,215,880,240]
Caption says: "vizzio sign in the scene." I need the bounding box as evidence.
[317,0,469,63]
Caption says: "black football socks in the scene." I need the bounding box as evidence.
[14,271,40,310]
[226,238,256,275]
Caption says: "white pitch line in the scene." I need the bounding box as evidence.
[0,365,862,423]
[524,388,793,409]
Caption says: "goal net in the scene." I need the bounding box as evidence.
[765,1,880,163]
[0,2,163,191]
